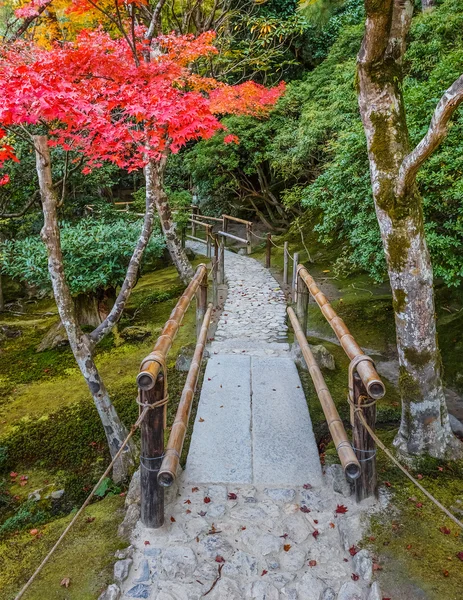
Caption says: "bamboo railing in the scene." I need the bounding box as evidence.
[291,264,386,501]
[137,264,210,528]
[188,207,253,254]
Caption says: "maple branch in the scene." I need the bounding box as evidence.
[89,182,157,345]
[146,0,168,42]
[397,73,463,197]
[0,191,40,218]
[5,0,54,42]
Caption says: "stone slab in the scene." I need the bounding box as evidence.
[184,354,252,483]
[251,357,323,486]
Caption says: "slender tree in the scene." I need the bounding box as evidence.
[357,0,463,458]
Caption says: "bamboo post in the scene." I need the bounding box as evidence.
[352,372,378,501]
[296,271,309,335]
[223,216,228,247]
[219,239,225,285]
[266,233,272,268]
[212,236,219,307]
[283,241,289,285]
[246,223,252,254]
[292,252,299,303]
[140,375,165,528]
[196,271,208,339]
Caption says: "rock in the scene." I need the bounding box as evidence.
[337,515,360,553]
[207,484,228,502]
[280,548,307,572]
[36,321,68,351]
[114,558,132,583]
[115,546,134,560]
[206,503,226,518]
[449,414,463,437]
[291,342,335,371]
[98,584,121,600]
[270,573,295,589]
[281,588,298,600]
[238,248,247,256]
[266,559,280,571]
[321,588,336,600]
[28,490,41,502]
[367,583,382,600]
[50,489,65,500]
[265,488,296,503]
[222,550,258,577]
[208,577,242,600]
[337,582,363,600]
[0,325,22,340]
[126,584,151,599]
[282,513,311,544]
[125,470,141,507]
[326,464,353,497]
[161,547,197,578]
[200,535,234,559]
[295,572,324,599]
[118,504,140,541]
[257,533,284,556]
[157,581,202,600]
[120,326,151,342]
[352,549,372,582]
[246,580,280,600]
[301,489,324,511]
[231,505,269,522]
[175,346,195,372]
[185,247,196,259]
[134,558,150,583]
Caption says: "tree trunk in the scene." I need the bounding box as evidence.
[0,274,4,312]
[34,135,135,480]
[357,0,459,458]
[145,158,194,284]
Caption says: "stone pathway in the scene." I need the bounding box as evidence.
[108,243,381,600]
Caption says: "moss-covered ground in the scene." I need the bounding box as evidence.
[0,255,207,599]
[251,232,463,599]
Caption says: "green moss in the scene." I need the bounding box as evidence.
[0,495,125,600]
[386,229,411,272]
[403,346,434,368]
[392,288,407,314]
[398,366,422,402]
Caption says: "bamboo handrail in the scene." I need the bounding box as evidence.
[296,265,385,400]
[158,303,213,487]
[188,218,211,228]
[218,230,250,245]
[137,264,207,390]
[222,214,253,225]
[194,214,224,223]
[288,307,361,479]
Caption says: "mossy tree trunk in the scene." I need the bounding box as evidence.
[358,0,463,458]
[145,157,194,285]
[34,135,159,480]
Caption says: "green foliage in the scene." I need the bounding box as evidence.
[0,218,165,295]
[0,499,49,538]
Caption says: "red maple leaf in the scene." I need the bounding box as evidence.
[300,506,311,513]
[351,573,359,581]
[215,556,225,563]
[439,526,451,535]
[335,504,348,514]
[312,530,320,539]
[349,545,359,556]
[308,560,317,567]
[227,493,237,500]
[204,496,211,504]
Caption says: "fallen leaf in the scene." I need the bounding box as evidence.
[204,496,211,504]
[349,545,359,556]
[170,516,176,523]
[351,573,359,581]
[308,560,317,567]
[384,481,391,487]
[280,533,288,539]
[312,530,320,539]
[343,558,348,562]
[85,517,95,523]
[60,578,71,588]
[192,487,199,492]
[30,529,39,536]
[228,493,237,500]
[186,509,191,514]
[457,551,463,561]
[283,544,291,552]
[199,511,207,517]
[300,506,311,513]
[438,466,444,472]
[329,522,335,529]
[241,526,246,531]
[373,563,383,571]
[10,472,17,478]
[439,526,451,535]
[184,499,191,504]
[416,502,423,508]
[335,505,348,514]
[368,535,376,541]
[417,474,423,480]
[443,570,450,577]
[144,541,150,546]
[199,418,205,422]
[261,570,268,576]
[215,556,225,563]
[313,520,318,524]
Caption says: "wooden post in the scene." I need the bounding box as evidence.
[212,236,219,307]
[283,241,289,285]
[296,272,309,335]
[352,372,377,501]
[223,216,228,247]
[191,206,198,237]
[196,271,208,339]
[140,375,165,528]
[206,225,212,258]
[266,233,272,268]
[246,223,252,254]
[219,239,225,285]
[292,252,299,303]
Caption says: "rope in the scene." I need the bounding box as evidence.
[16,359,170,600]
[14,410,147,600]
[356,409,463,530]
